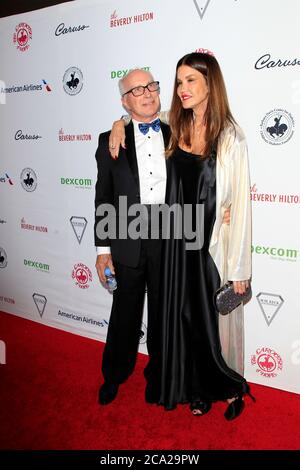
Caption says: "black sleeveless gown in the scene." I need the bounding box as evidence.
[145,147,249,409]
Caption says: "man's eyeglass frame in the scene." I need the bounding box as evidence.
[122,81,160,97]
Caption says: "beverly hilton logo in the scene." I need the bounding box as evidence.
[21,217,48,233]
[13,23,32,52]
[20,168,37,192]
[63,67,83,95]
[260,109,294,145]
[72,263,92,289]
[0,248,8,268]
[0,295,15,305]
[256,293,284,326]
[58,129,91,142]
[110,10,154,27]
[251,347,283,378]
[251,184,300,204]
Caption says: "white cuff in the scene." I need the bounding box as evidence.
[96,246,111,255]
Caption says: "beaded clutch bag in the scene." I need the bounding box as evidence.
[214,281,252,315]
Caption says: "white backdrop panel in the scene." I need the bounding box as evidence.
[0,0,299,392]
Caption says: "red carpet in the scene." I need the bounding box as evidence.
[1,310,300,450]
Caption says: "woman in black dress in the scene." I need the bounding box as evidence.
[144,53,254,420]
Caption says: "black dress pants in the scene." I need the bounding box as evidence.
[102,236,162,384]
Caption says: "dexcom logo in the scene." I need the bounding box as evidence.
[252,245,298,262]
[110,66,150,79]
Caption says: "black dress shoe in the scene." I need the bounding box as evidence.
[98,382,119,405]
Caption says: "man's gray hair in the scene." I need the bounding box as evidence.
[118,68,154,96]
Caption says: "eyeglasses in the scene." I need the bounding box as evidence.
[122,81,160,97]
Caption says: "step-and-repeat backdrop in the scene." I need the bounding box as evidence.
[1,0,299,393]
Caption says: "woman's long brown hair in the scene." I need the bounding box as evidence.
[166,52,236,158]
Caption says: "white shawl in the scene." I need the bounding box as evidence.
[209,124,252,375]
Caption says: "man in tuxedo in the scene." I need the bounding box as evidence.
[94,69,170,405]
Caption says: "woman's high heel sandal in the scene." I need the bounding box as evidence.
[224,390,256,421]
[224,394,244,420]
[190,400,212,416]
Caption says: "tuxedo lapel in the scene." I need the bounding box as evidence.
[125,122,140,193]
[160,121,171,171]
[160,121,171,150]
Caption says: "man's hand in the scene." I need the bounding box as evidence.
[109,120,126,159]
[222,207,231,225]
[96,254,115,284]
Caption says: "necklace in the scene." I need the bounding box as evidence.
[191,119,206,155]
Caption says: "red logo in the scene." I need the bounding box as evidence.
[58,128,92,142]
[110,10,154,28]
[72,263,92,289]
[251,183,300,204]
[13,23,32,52]
[0,295,15,305]
[251,347,283,378]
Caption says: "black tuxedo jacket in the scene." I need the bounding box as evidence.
[94,121,171,267]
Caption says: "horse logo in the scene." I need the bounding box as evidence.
[72,263,92,289]
[13,23,32,52]
[251,347,283,378]
[260,109,294,145]
[0,248,8,268]
[63,67,83,95]
[257,354,276,373]
[20,168,37,192]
